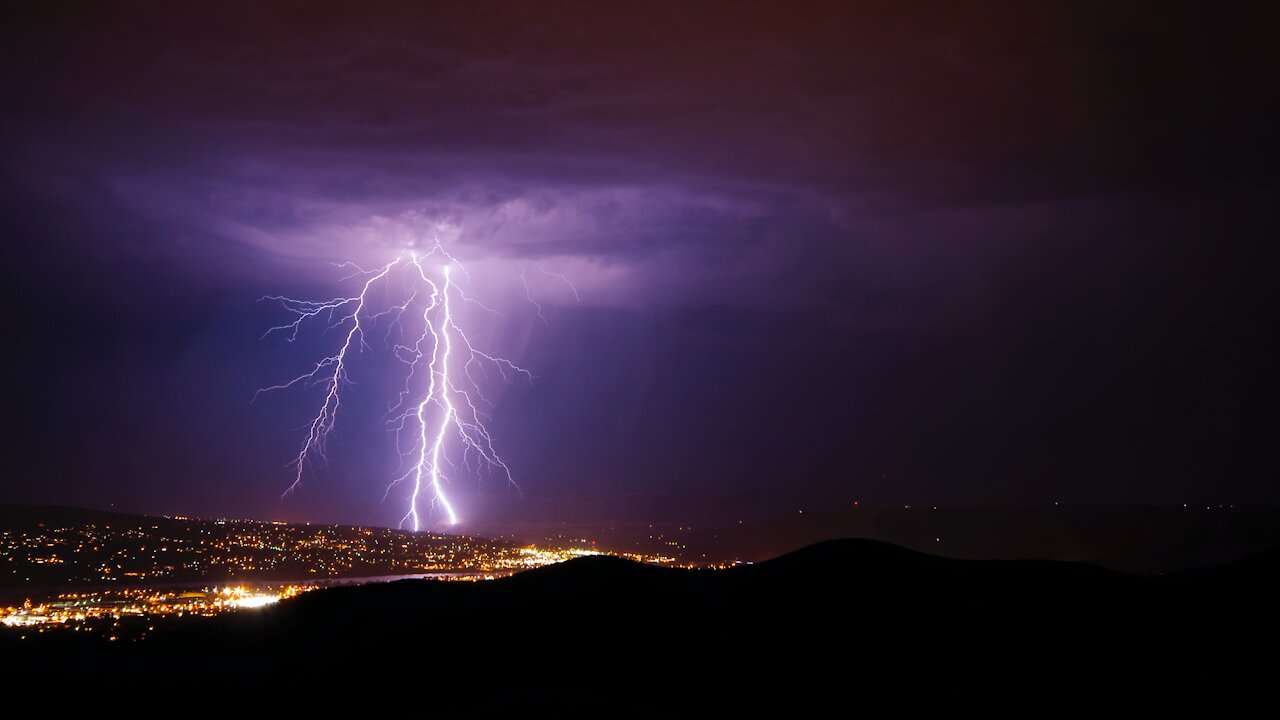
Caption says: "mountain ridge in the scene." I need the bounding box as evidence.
[3,535,1275,704]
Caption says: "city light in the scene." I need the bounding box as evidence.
[1,514,679,637]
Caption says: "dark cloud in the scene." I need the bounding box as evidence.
[6,2,1273,269]
[1,1,1276,526]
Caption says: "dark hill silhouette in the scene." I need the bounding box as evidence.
[581,503,1280,573]
[4,538,1274,706]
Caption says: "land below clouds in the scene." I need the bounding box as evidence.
[3,531,1276,706]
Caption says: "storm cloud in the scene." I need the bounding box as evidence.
[2,2,1276,526]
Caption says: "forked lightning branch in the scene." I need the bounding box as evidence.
[256,244,545,529]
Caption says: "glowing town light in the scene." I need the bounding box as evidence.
[229,594,280,609]
[259,243,535,528]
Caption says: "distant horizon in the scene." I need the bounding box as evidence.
[8,500,1279,575]
[6,497,1270,528]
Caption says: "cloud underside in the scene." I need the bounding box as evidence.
[2,2,1271,302]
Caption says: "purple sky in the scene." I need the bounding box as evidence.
[2,2,1277,529]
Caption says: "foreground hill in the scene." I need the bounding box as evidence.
[3,539,1275,706]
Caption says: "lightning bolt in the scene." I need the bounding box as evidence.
[256,259,399,495]
[520,263,582,327]
[259,246,540,529]
[519,264,547,326]
[537,265,582,303]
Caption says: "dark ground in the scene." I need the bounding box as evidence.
[2,538,1275,709]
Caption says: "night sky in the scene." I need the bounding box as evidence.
[2,2,1276,530]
